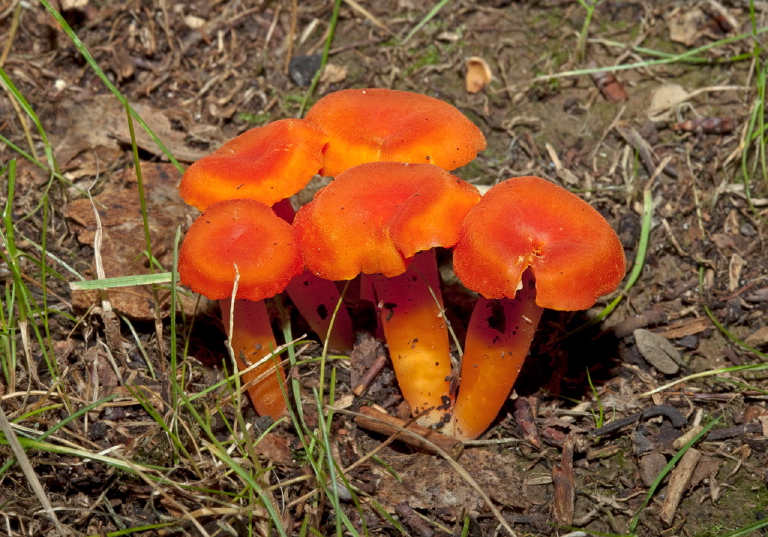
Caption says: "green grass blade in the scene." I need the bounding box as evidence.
[37,0,183,172]
[298,0,343,117]
[535,26,768,81]
[400,0,451,45]
[205,443,289,537]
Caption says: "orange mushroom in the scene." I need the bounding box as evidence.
[446,176,626,440]
[294,162,481,425]
[179,118,327,210]
[179,199,303,418]
[304,88,486,177]
[178,118,354,353]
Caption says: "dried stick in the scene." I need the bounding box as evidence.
[354,406,463,458]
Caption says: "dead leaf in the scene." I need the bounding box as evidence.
[320,63,348,85]
[55,95,208,167]
[648,84,690,121]
[254,433,292,465]
[465,57,492,94]
[729,253,746,292]
[65,163,204,320]
[667,7,708,46]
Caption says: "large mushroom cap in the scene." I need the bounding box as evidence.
[304,88,486,177]
[294,162,481,280]
[453,176,626,311]
[179,119,328,210]
[179,199,303,301]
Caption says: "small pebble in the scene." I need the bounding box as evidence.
[740,405,766,423]
[89,421,108,441]
[634,428,656,456]
[639,452,667,487]
[740,223,757,237]
[634,329,683,375]
[674,335,698,350]
[289,54,322,87]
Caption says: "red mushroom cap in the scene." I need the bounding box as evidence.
[294,162,481,280]
[304,89,486,177]
[453,176,626,311]
[179,199,303,301]
[179,119,328,210]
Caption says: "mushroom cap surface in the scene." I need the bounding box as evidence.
[179,119,327,210]
[294,162,481,280]
[179,199,303,301]
[453,176,626,311]
[304,88,486,177]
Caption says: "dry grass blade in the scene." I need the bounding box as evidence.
[0,404,70,536]
[343,0,393,35]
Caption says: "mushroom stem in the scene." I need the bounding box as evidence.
[447,269,543,440]
[285,272,354,352]
[274,199,355,352]
[372,250,453,426]
[220,297,288,418]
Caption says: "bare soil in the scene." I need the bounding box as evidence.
[1,1,768,536]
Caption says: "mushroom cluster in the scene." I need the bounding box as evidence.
[177,88,626,439]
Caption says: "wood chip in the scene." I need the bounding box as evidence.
[586,444,620,460]
[660,447,701,527]
[658,317,712,339]
[552,434,575,526]
[514,396,541,448]
[352,344,388,397]
[672,425,704,450]
[396,502,435,537]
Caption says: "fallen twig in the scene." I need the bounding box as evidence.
[354,406,463,458]
[352,346,389,397]
[660,447,701,527]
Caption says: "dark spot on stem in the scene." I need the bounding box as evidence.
[487,300,507,334]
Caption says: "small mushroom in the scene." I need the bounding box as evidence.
[304,88,486,177]
[178,118,327,210]
[294,162,481,425]
[179,199,304,418]
[446,176,626,439]
[179,118,354,352]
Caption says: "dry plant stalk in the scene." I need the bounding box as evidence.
[660,447,701,526]
[354,406,463,458]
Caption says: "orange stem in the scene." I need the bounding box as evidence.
[360,274,385,340]
[447,269,543,440]
[220,298,288,418]
[372,250,453,426]
[274,198,355,352]
[285,271,354,352]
